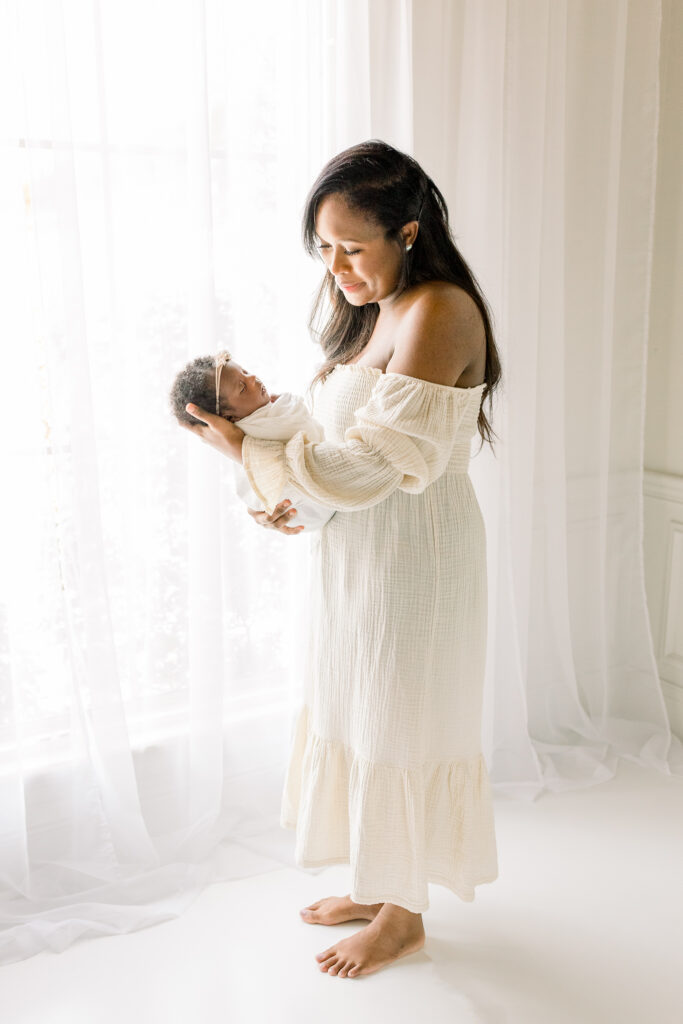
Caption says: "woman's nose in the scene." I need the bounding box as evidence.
[329,249,349,275]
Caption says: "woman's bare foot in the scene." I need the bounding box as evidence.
[315,901,425,978]
[299,893,383,925]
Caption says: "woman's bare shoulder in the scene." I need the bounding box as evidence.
[401,279,481,318]
[387,281,484,386]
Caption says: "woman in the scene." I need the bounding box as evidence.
[182,140,502,979]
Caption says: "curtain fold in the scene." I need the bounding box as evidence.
[1,0,680,967]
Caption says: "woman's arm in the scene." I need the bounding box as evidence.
[241,291,482,515]
[178,399,306,536]
[179,292,481,513]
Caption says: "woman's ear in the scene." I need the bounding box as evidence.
[401,220,419,248]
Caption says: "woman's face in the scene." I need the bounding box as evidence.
[217,361,270,422]
[314,193,416,309]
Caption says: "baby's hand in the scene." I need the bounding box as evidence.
[269,393,280,403]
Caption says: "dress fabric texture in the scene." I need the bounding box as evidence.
[241,363,499,913]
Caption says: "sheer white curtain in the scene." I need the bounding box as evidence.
[0,0,334,967]
[1,0,680,969]
[411,0,683,796]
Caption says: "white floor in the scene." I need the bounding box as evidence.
[2,757,682,1024]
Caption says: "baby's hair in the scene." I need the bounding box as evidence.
[169,351,233,424]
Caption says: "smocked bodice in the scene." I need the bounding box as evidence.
[311,363,485,475]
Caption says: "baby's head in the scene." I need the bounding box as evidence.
[170,350,271,425]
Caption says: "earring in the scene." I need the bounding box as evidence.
[405,243,413,251]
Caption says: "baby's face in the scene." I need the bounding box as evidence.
[217,360,271,422]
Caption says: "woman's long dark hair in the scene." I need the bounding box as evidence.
[301,139,502,455]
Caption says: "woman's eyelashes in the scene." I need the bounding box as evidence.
[316,244,361,256]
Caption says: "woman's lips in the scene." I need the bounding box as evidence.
[340,282,363,291]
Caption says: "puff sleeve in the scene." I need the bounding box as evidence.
[241,372,479,514]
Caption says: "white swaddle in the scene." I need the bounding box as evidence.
[231,392,336,531]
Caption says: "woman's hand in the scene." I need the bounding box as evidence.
[247,499,304,534]
[178,398,302,532]
[179,404,245,463]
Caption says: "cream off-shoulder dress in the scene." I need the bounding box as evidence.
[241,363,499,913]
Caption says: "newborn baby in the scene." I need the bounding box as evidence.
[169,350,336,531]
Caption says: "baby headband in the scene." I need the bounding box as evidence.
[214,349,232,415]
